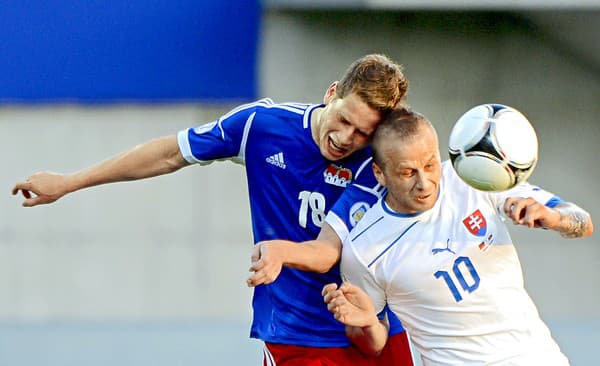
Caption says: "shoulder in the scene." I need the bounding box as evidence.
[440,160,480,197]
[240,99,316,130]
[250,99,311,118]
[220,98,275,119]
[441,160,463,186]
[219,98,304,120]
[344,202,387,264]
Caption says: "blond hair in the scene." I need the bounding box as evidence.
[336,54,409,113]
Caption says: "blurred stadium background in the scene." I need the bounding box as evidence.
[1,1,598,365]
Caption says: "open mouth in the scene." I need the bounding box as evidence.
[416,194,431,201]
[329,137,348,156]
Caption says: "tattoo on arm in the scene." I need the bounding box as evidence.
[557,207,589,239]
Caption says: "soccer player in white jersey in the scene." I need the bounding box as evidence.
[12,55,415,365]
[320,108,593,365]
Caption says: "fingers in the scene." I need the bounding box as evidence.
[12,179,50,207]
[322,282,356,304]
[246,261,280,287]
[247,244,263,286]
[322,285,346,309]
[504,197,547,228]
[22,196,43,208]
[246,273,262,287]
[505,197,528,221]
[246,266,271,287]
[247,267,269,287]
[247,241,286,287]
[322,284,347,319]
[12,183,39,207]
[250,244,261,263]
[12,181,31,195]
[322,284,361,325]
[339,281,357,293]
[504,197,524,221]
[246,272,280,287]
[322,283,339,297]
[519,201,542,228]
[327,297,348,317]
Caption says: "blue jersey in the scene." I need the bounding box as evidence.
[177,98,403,346]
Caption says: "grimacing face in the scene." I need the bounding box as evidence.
[373,125,442,214]
[312,83,381,161]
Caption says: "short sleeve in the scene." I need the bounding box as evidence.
[326,158,385,241]
[490,181,563,214]
[177,99,270,165]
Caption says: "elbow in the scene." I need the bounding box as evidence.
[164,152,189,174]
[315,264,336,274]
[362,345,384,357]
[345,324,386,357]
[314,253,340,274]
[354,342,384,358]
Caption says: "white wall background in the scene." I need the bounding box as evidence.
[1,9,598,366]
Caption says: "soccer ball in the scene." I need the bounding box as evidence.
[448,104,538,191]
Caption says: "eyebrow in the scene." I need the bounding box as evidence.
[339,108,374,136]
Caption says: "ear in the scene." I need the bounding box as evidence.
[372,161,386,187]
[323,81,338,105]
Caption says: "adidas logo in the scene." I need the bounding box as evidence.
[266,152,286,169]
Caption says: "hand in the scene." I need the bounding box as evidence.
[322,282,379,328]
[246,241,286,287]
[12,172,69,207]
[503,196,560,229]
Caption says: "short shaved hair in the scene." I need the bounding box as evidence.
[372,107,434,167]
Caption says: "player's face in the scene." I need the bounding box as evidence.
[373,126,442,214]
[313,83,381,161]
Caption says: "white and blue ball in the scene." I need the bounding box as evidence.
[449,104,538,191]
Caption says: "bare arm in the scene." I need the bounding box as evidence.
[503,198,594,238]
[12,135,189,207]
[246,223,342,287]
[322,282,388,356]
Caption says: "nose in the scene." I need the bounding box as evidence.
[338,127,355,146]
[415,172,430,190]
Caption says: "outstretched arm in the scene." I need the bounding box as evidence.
[503,198,593,238]
[246,223,342,287]
[322,282,388,356]
[12,135,189,207]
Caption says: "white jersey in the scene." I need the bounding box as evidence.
[341,161,570,366]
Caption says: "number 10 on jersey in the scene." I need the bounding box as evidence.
[434,256,481,302]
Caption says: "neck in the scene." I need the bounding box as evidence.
[310,106,324,144]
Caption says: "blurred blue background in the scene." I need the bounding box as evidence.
[1,1,599,365]
[0,1,259,102]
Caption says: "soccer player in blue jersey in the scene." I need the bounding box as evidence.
[13,54,414,365]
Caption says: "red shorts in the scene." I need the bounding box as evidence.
[263,332,413,366]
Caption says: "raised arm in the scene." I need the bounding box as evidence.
[246,222,342,287]
[503,198,593,238]
[12,135,189,207]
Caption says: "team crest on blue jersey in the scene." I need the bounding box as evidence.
[462,209,487,237]
[323,164,353,188]
[349,202,370,227]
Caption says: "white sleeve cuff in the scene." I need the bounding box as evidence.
[325,212,350,244]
